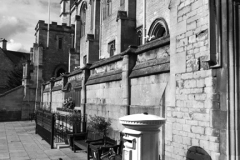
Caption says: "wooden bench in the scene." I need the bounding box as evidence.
[72,131,117,160]
[88,141,123,160]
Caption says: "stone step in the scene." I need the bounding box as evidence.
[54,142,70,149]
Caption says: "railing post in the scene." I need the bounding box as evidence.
[50,113,55,149]
[35,111,38,134]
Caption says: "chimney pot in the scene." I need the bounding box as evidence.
[2,39,7,50]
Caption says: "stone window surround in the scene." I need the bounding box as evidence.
[80,2,87,38]
[56,35,64,50]
[102,0,112,20]
[136,26,143,46]
[148,18,169,42]
[120,0,125,6]
[108,40,116,57]
[208,0,222,68]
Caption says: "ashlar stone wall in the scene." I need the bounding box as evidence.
[52,90,64,112]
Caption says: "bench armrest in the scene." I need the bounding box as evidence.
[86,138,104,144]
[100,144,120,149]
[72,132,88,137]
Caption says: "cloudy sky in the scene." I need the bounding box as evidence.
[0,0,61,52]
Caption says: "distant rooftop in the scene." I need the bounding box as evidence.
[0,48,30,64]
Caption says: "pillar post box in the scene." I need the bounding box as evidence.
[119,113,166,160]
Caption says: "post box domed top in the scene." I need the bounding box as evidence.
[119,113,166,130]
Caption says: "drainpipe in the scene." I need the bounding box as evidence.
[122,46,137,115]
[142,0,146,44]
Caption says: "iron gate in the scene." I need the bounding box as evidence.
[35,110,54,149]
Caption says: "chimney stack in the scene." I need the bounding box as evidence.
[2,39,7,50]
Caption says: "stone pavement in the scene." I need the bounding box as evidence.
[0,121,87,160]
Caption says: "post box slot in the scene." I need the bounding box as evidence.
[123,136,136,149]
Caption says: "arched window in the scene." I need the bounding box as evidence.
[148,18,169,41]
[80,2,87,38]
[53,64,67,78]
[56,68,66,77]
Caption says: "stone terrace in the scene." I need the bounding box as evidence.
[0,121,87,160]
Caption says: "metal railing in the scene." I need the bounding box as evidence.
[35,109,86,148]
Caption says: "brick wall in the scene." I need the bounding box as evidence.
[165,70,220,160]
[176,0,209,72]
[164,0,222,159]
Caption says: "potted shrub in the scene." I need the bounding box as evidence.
[88,115,111,139]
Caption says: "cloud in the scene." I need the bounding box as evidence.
[7,39,28,52]
[0,0,61,51]
[0,16,29,39]
[38,0,60,9]
[19,0,30,5]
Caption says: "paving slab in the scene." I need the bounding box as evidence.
[0,121,87,160]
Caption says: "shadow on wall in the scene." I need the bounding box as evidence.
[186,146,211,160]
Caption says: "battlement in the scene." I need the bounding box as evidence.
[35,20,75,33]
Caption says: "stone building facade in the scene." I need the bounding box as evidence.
[0,40,32,121]
[31,20,75,108]
[32,0,240,159]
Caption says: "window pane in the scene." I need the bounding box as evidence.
[58,38,62,49]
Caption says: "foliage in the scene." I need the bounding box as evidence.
[88,115,111,135]
[68,111,82,125]
[5,59,24,89]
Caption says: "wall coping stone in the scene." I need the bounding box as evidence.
[135,36,170,54]
[68,68,83,76]
[0,86,23,97]
[52,85,62,91]
[90,54,123,69]
[130,57,170,78]
[86,69,122,85]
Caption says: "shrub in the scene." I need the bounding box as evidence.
[88,115,111,136]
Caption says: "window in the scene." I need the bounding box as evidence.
[102,0,111,20]
[58,38,63,49]
[80,3,87,37]
[209,0,221,67]
[120,0,125,6]
[83,55,87,65]
[102,0,107,20]
[107,0,112,16]
[136,27,143,46]
[90,0,94,30]
[108,40,115,57]
[148,18,169,42]
[56,68,65,77]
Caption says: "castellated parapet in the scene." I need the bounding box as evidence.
[35,20,75,33]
